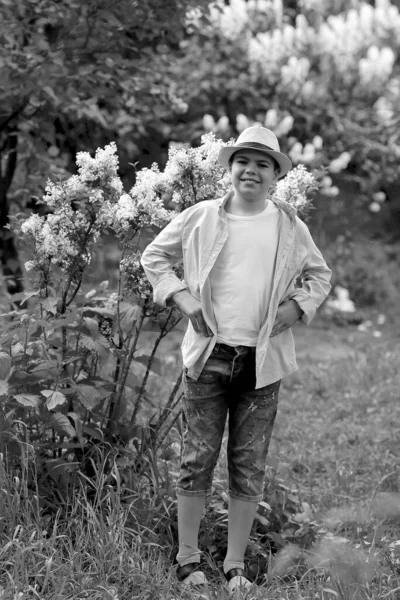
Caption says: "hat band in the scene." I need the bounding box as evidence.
[236,142,277,153]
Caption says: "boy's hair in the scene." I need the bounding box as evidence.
[228,151,281,175]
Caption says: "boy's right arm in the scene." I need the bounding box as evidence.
[140,211,212,337]
[140,210,188,307]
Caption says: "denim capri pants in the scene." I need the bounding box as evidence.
[176,343,280,502]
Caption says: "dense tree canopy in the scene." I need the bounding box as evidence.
[0,0,214,291]
[172,0,400,202]
[1,0,400,293]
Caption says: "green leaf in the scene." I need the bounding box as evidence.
[11,342,24,356]
[83,424,104,442]
[79,334,110,358]
[41,389,67,410]
[31,360,60,379]
[254,513,270,527]
[10,290,40,304]
[119,302,142,333]
[13,394,41,407]
[76,384,104,410]
[19,290,40,306]
[0,380,9,396]
[266,532,285,550]
[83,316,99,335]
[40,297,59,315]
[49,413,76,439]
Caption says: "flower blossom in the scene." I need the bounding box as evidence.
[120,253,154,301]
[274,164,318,213]
[76,142,119,183]
[359,46,395,87]
[20,142,124,279]
[128,165,172,228]
[328,152,352,173]
[114,194,139,232]
[165,133,229,210]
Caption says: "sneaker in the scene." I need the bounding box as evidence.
[225,568,253,597]
[177,562,208,588]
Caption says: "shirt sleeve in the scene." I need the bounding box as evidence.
[140,209,189,307]
[289,221,332,325]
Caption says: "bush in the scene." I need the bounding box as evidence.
[0,139,319,507]
[324,235,400,309]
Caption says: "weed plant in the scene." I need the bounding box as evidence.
[1,331,400,599]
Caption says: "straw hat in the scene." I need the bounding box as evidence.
[218,126,292,179]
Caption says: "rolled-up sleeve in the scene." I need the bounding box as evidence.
[289,223,332,325]
[140,210,188,307]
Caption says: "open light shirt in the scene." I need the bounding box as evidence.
[140,191,332,389]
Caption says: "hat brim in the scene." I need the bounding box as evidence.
[218,144,292,179]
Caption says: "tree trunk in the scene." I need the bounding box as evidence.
[0,128,24,296]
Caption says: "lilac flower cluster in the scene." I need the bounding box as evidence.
[274,164,318,213]
[165,133,232,210]
[20,143,123,281]
[120,253,153,301]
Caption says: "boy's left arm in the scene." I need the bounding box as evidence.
[288,223,332,326]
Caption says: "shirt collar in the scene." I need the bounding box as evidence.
[217,190,297,221]
[217,190,233,212]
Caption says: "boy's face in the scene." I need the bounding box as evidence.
[230,149,279,202]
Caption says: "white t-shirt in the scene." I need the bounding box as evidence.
[209,201,280,346]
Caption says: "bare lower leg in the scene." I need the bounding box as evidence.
[176,493,206,566]
[224,496,258,571]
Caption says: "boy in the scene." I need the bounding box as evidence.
[140,126,331,594]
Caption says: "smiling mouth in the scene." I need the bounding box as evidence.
[241,179,259,183]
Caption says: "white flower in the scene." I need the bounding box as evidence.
[281,56,310,89]
[326,286,356,313]
[24,261,36,272]
[203,114,215,130]
[217,115,230,131]
[88,189,104,203]
[21,214,44,236]
[236,114,251,132]
[288,142,304,162]
[114,194,139,230]
[373,191,386,203]
[373,96,394,126]
[76,142,119,183]
[274,164,317,211]
[329,152,352,173]
[109,178,123,194]
[301,143,316,164]
[264,109,279,129]
[359,46,395,86]
[312,135,323,150]
[275,115,294,137]
[369,201,381,213]
[129,166,172,227]
[321,185,339,197]
[210,0,249,39]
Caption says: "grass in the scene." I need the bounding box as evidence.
[1,317,400,599]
